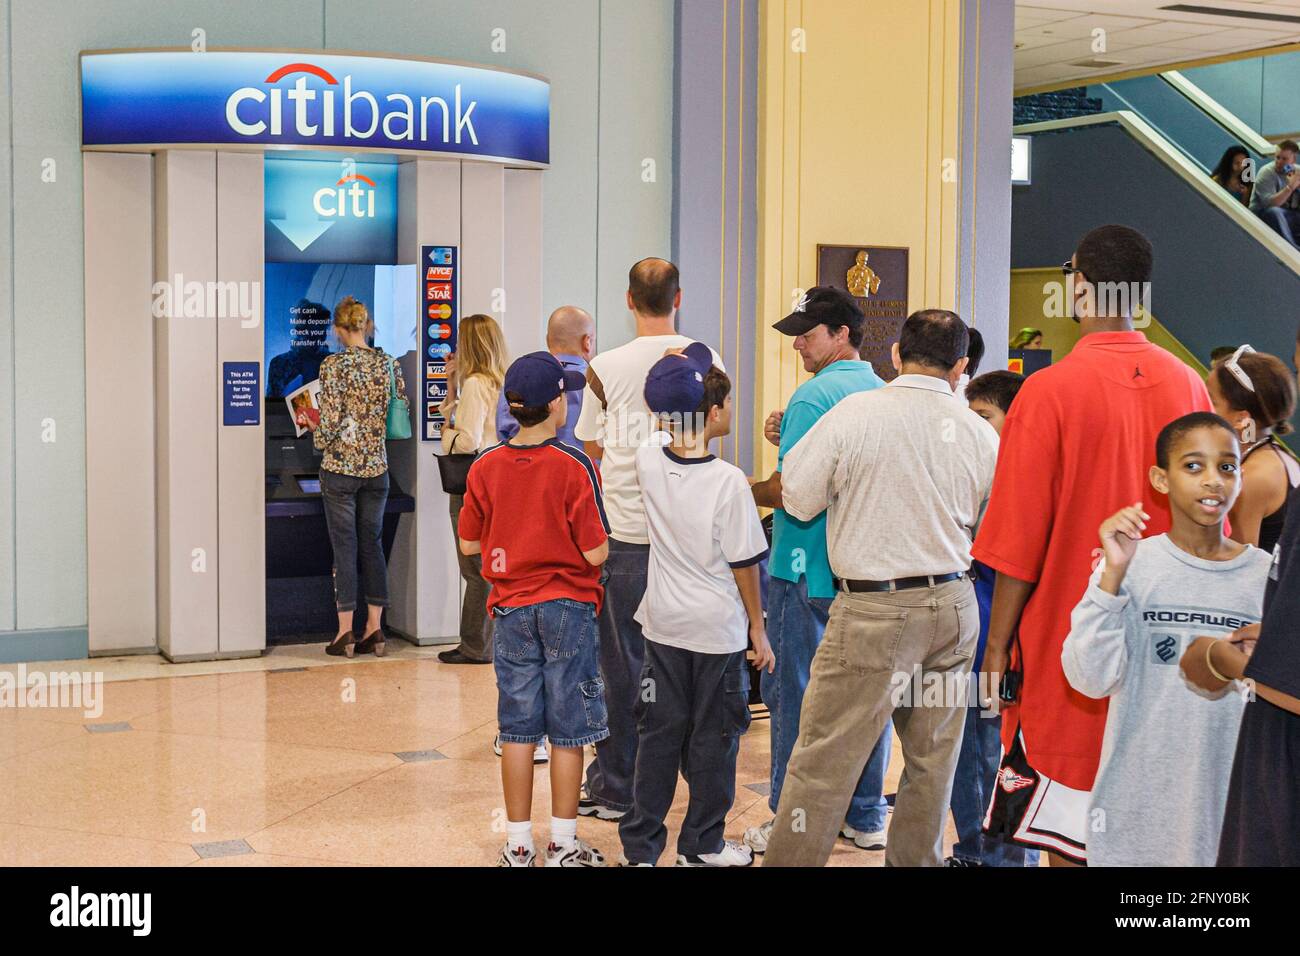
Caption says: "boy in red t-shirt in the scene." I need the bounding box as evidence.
[458,351,611,867]
[973,225,1214,865]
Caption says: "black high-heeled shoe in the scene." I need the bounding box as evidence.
[355,629,386,657]
[326,631,356,658]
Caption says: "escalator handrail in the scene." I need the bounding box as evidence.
[1159,71,1276,160]
[1014,110,1300,278]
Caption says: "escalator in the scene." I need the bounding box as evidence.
[1085,72,1274,175]
[1012,108,1300,401]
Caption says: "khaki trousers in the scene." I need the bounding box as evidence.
[763,577,978,867]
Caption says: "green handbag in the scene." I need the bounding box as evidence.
[385,356,412,440]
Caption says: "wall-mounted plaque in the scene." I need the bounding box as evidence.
[816,244,909,381]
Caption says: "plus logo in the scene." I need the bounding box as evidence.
[225,61,479,145]
[315,173,377,218]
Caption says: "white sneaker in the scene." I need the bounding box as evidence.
[617,854,653,867]
[743,819,774,854]
[544,838,605,867]
[839,824,887,850]
[577,783,626,821]
[492,735,548,763]
[497,843,536,867]
[676,840,754,867]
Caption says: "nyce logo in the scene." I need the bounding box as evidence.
[49,886,151,936]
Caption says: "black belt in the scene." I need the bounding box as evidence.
[835,571,965,593]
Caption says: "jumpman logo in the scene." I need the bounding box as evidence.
[1132,364,1145,380]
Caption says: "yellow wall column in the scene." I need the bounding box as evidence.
[756,0,968,476]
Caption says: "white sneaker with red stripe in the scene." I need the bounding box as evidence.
[544,838,606,867]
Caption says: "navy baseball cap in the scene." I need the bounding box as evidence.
[503,351,586,408]
[644,342,716,417]
[772,286,865,337]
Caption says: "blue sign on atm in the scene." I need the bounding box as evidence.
[223,362,261,426]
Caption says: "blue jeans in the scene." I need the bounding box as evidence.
[762,576,891,833]
[1258,205,1300,248]
[620,641,751,862]
[320,469,389,613]
[950,705,1039,866]
[583,539,649,812]
[492,598,610,749]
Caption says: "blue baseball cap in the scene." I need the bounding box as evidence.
[503,351,586,408]
[644,342,716,417]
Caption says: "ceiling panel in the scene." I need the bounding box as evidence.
[1014,1,1300,92]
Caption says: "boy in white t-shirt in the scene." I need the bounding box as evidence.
[617,343,775,867]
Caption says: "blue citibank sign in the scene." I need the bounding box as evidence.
[80,49,550,166]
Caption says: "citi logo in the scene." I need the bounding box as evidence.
[315,173,377,218]
[225,62,479,146]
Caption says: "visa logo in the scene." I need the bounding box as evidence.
[225,62,478,146]
[314,173,377,218]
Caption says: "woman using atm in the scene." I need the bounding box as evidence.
[301,295,407,658]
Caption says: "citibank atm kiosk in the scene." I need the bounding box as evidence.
[261,165,419,644]
[81,49,550,661]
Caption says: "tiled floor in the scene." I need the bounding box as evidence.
[0,645,957,866]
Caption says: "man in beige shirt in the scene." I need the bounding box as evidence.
[762,309,998,867]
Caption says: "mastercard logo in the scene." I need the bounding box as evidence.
[428,303,453,319]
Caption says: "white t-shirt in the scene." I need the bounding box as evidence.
[573,335,725,544]
[633,441,768,654]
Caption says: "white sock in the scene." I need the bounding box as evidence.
[550,816,578,848]
[507,819,533,853]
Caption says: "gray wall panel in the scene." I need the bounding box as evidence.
[84,152,155,653]
[672,0,756,471]
[5,0,321,636]
[215,150,264,655]
[0,0,13,632]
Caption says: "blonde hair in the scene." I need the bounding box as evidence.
[1009,327,1042,350]
[457,313,508,387]
[334,295,369,333]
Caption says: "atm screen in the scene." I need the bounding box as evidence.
[295,475,322,495]
[264,261,419,399]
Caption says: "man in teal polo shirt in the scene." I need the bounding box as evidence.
[745,286,893,855]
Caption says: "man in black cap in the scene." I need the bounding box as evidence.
[744,286,894,856]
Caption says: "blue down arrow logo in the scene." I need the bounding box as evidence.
[270,217,335,251]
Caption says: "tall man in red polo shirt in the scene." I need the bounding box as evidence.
[975,225,1213,866]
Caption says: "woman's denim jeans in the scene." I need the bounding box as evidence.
[320,469,390,613]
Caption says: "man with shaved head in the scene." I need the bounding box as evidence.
[495,305,596,447]
[572,257,725,822]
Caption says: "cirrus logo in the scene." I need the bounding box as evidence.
[225,61,479,146]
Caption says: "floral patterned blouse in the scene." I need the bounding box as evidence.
[314,346,408,478]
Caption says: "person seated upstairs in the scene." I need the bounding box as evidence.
[1249,140,1300,248]
[1211,145,1253,208]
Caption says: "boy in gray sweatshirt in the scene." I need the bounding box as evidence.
[1062,412,1271,867]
